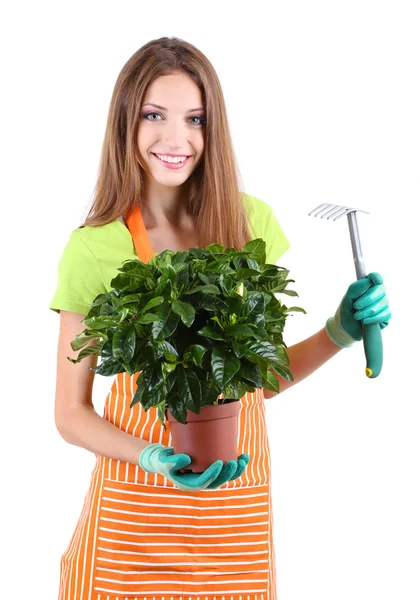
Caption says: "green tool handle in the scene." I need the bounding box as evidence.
[347,211,383,378]
[363,323,383,378]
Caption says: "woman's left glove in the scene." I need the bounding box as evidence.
[326,272,391,348]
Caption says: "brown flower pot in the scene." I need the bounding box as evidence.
[165,400,240,473]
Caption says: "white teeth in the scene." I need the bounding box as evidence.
[156,154,187,164]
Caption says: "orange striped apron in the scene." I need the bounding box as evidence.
[59,205,278,600]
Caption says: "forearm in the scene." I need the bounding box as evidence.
[268,326,343,395]
[56,404,150,465]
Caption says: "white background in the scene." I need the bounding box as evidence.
[1,1,419,598]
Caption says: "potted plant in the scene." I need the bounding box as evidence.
[68,238,305,472]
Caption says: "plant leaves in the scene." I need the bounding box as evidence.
[83,316,117,330]
[176,367,202,413]
[151,304,180,339]
[92,357,125,376]
[245,340,279,364]
[130,380,145,408]
[197,323,225,341]
[184,284,219,295]
[263,369,280,393]
[167,396,188,424]
[241,291,265,321]
[142,296,165,312]
[272,362,294,382]
[211,346,241,388]
[67,341,103,363]
[112,327,136,362]
[238,359,263,388]
[183,344,208,366]
[172,299,196,327]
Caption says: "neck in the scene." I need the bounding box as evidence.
[140,178,191,229]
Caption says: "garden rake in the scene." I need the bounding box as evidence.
[308,203,383,378]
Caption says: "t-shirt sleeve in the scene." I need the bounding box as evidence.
[262,205,290,264]
[49,230,107,316]
[244,194,290,264]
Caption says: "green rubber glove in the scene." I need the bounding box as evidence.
[139,443,250,492]
[326,271,391,348]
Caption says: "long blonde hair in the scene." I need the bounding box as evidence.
[82,36,252,250]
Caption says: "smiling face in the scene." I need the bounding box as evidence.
[136,71,206,190]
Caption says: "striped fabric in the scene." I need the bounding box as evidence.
[58,205,278,600]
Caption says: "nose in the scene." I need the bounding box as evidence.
[162,118,186,150]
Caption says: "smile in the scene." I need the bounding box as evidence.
[153,153,191,170]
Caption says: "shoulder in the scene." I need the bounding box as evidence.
[241,192,281,235]
[65,220,129,257]
[49,220,131,315]
[242,192,274,216]
[241,192,290,262]
[70,219,125,245]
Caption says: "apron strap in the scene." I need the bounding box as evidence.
[125,203,154,263]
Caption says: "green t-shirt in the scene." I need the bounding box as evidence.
[49,193,290,316]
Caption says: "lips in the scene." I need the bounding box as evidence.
[152,153,192,170]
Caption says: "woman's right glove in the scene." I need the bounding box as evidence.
[139,443,250,491]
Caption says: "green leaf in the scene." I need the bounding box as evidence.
[130,380,145,408]
[183,344,208,366]
[272,362,294,382]
[172,250,189,265]
[211,346,241,388]
[155,341,179,361]
[197,323,225,341]
[100,303,117,317]
[83,316,117,330]
[121,293,142,306]
[245,340,279,364]
[142,364,163,391]
[206,243,224,253]
[263,369,280,393]
[142,384,166,410]
[92,358,124,376]
[70,331,101,352]
[162,361,178,377]
[175,266,190,291]
[242,237,266,259]
[137,313,160,324]
[238,359,263,388]
[286,306,307,314]
[116,306,131,323]
[142,296,165,312]
[161,263,177,285]
[232,340,248,358]
[151,304,180,339]
[241,292,265,321]
[196,294,228,312]
[275,344,290,365]
[184,284,219,295]
[67,341,103,364]
[155,278,172,299]
[176,367,202,413]
[245,256,261,272]
[172,299,196,327]
[200,376,222,406]
[112,327,136,361]
[157,401,168,431]
[90,292,114,307]
[224,324,257,339]
[167,399,188,425]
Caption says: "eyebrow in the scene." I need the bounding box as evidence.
[142,103,205,113]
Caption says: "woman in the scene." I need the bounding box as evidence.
[50,36,391,600]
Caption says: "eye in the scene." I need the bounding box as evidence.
[142,112,206,126]
[143,112,162,121]
[189,116,206,126]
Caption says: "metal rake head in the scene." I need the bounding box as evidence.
[308,203,369,221]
